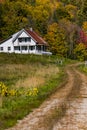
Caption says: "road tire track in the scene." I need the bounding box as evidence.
[53,65,87,130]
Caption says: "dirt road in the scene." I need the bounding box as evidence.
[7,64,87,130]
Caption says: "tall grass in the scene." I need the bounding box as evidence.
[0,62,59,88]
[79,64,87,73]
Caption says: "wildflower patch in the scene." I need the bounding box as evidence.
[0,82,38,97]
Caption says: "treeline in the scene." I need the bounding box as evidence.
[0,0,87,60]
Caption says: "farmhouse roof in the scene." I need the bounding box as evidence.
[25,29,47,45]
[0,36,12,44]
[12,28,47,45]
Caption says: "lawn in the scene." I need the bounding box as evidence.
[0,53,67,130]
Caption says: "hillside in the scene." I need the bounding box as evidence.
[0,0,87,59]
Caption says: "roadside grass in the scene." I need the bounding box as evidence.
[78,63,87,74]
[0,53,70,130]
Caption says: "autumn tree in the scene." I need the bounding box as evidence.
[77,0,87,26]
[74,43,87,61]
[45,23,68,56]
[0,3,4,40]
[1,1,29,39]
[58,19,79,58]
[76,22,87,56]
[65,4,77,22]
[53,3,70,22]
[82,21,87,33]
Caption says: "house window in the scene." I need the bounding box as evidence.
[28,37,31,42]
[0,47,3,51]
[25,38,27,42]
[29,46,35,50]
[8,47,11,51]
[18,37,31,42]
[22,46,27,50]
[25,37,31,42]
[36,45,41,51]
[14,46,20,51]
[18,38,22,42]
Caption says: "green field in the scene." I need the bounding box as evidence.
[0,53,67,130]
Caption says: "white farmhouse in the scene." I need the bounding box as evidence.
[0,28,51,55]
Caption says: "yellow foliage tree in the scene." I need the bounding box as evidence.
[82,21,87,33]
[74,43,87,61]
[65,4,77,20]
[45,23,68,56]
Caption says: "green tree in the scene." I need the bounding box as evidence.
[30,3,51,35]
[77,0,87,26]
[53,4,70,22]
[1,1,29,39]
[0,3,4,40]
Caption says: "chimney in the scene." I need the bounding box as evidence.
[30,27,33,31]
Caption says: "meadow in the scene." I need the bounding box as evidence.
[0,53,67,130]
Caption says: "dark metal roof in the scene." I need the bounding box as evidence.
[0,36,12,44]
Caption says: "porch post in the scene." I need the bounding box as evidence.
[43,45,44,51]
[20,46,22,53]
[35,45,36,53]
[41,45,43,52]
[12,41,15,53]
[28,46,29,53]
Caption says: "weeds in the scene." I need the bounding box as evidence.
[79,64,87,74]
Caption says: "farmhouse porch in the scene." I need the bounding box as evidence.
[13,44,47,54]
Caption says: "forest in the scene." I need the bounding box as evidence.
[0,0,87,60]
